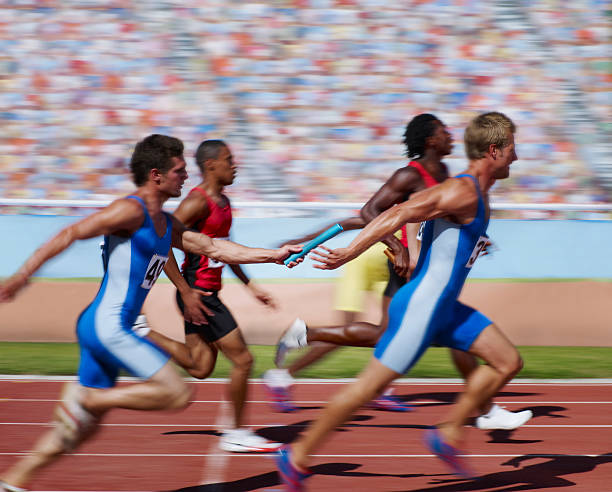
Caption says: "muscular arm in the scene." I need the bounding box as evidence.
[1,199,144,300]
[171,216,300,265]
[315,178,478,269]
[279,215,364,246]
[361,167,423,275]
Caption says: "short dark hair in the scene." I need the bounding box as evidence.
[194,139,227,173]
[402,113,440,158]
[130,134,184,186]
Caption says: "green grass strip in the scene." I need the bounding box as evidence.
[0,342,610,379]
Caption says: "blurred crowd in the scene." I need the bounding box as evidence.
[0,0,610,218]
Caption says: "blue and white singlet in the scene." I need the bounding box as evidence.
[76,195,172,388]
[374,174,493,374]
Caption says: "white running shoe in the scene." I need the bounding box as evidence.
[131,314,151,337]
[263,368,295,389]
[0,481,29,492]
[219,428,282,453]
[263,369,297,412]
[275,318,307,367]
[475,404,533,430]
[54,382,100,450]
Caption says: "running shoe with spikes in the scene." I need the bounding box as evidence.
[424,428,473,478]
[53,382,100,451]
[367,388,412,412]
[276,445,311,491]
[275,318,307,367]
[219,428,282,453]
[475,404,533,430]
[263,369,297,412]
[131,314,151,338]
[0,481,28,492]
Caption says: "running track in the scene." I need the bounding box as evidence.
[1,377,611,491]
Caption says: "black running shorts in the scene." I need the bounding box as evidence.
[176,287,237,342]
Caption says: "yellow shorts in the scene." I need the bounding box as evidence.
[334,242,389,313]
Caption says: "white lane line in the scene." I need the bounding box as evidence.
[1,375,611,384]
[0,452,608,458]
[200,398,230,485]
[1,422,611,428]
[3,398,612,404]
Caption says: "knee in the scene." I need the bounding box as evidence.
[172,383,193,410]
[161,381,193,410]
[498,352,524,380]
[188,365,214,380]
[232,350,254,374]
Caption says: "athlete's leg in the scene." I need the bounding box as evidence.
[83,360,192,412]
[291,357,399,470]
[215,328,253,428]
[0,416,89,488]
[438,323,523,445]
[450,348,495,414]
[305,293,391,348]
[146,331,218,379]
[1,361,191,489]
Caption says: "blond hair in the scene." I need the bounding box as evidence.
[464,112,516,160]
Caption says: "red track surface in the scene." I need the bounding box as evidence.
[1,378,610,491]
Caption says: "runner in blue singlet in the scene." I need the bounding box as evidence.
[0,134,302,490]
[276,112,523,488]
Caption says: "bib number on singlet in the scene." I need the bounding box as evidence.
[141,254,168,290]
[208,236,229,269]
[465,236,488,268]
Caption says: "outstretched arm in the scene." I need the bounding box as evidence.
[361,167,423,277]
[278,215,364,246]
[170,216,302,266]
[313,178,477,270]
[0,199,144,301]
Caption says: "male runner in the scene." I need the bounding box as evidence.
[134,140,284,452]
[0,134,301,490]
[272,114,531,429]
[276,111,525,488]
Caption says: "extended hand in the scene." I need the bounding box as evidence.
[182,288,214,325]
[248,282,278,309]
[391,246,411,278]
[310,245,351,270]
[277,244,303,267]
[0,273,29,302]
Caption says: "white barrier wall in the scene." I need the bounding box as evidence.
[1,215,611,279]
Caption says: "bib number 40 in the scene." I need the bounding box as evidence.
[141,254,168,290]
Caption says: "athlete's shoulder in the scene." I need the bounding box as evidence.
[108,195,146,217]
[388,165,424,191]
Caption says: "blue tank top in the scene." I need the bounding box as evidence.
[95,195,173,327]
[411,174,489,301]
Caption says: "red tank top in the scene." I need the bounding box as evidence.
[182,187,232,290]
[399,161,441,246]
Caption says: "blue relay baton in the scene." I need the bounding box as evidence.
[284,223,344,265]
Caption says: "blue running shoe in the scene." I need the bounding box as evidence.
[424,428,473,478]
[367,388,412,412]
[268,386,298,413]
[276,445,311,491]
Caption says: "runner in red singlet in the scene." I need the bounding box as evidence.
[139,140,284,453]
